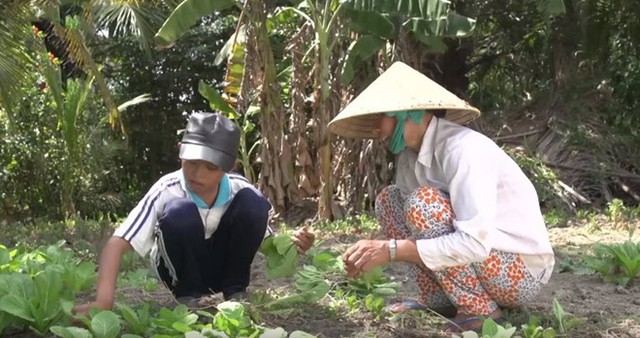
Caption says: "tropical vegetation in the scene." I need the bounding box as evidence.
[1,0,640,337]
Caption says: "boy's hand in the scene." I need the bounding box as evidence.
[292,226,315,254]
[72,300,111,317]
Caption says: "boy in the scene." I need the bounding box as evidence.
[74,112,314,314]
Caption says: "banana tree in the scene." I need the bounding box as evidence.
[340,0,477,83]
[273,0,347,220]
[155,0,265,183]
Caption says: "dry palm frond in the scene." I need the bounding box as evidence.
[288,23,318,198]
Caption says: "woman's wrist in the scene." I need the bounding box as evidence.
[394,239,422,265]
[388,239,397,262]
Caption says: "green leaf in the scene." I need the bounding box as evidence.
[198,80,236,115]
[0,246,9,266]
[0,294,34,322]
[406,14,475,39]
[341,35,385,84]
[311,251,340,271]
[553,298,565,333]
[481,317,498,336]
[480,318,516,337]
[260,236,277,255]
[0,310,16,335]
[411,32,447,52]
[50,326,93,338]
[307,279,331,302]
[214,25,247,66]
[364,294,385,313]
[266,245,298,279]
[371,287,396,296]
[442,12,476,37]
[90,311,121,338]
[33,268,64,322]
[155,0,236,47]
[70,261,97,292]
[541,0,566,16]
[172,321,192,333]
[542,327,557,338]
[272,235,295,255]
[117,304,146,335]
[214,301,253,336]
[346,9,394,39]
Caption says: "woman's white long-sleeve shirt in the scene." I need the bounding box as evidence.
[395,118,555,283]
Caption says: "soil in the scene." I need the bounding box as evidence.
[59,218,640,338]
[244,218,640,338]
[533,221,640,338]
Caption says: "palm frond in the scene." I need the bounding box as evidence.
[92,0,170,55]
[0,4,34,121]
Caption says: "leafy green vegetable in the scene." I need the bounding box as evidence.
[117,303,151,336]
[0,268,68,335]
[50,326,93,338]
[91,311,121,338]
[311,251,343,271]
[521,316,556,338]
[583,241,640,286]
[347,267,398,297]
[260,235,299,279]
[152,305,198,335]
[214,301,259,337]
[294,266,331,302]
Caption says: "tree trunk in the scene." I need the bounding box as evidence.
[315,42,334,219]
[249,0,292,214]
[549,0,579,92]
[288,24,319,198]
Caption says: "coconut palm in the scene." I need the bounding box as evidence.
[0,0,177,130]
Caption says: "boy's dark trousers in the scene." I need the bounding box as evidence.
[154,188,270,300]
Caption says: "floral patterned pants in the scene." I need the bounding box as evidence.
[375,185,543,316]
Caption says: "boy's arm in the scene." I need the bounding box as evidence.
[73,236,132,315]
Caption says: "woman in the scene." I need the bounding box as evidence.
[329,62,555,333]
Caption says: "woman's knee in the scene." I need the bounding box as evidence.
[406,187,454,221]
[402,186,455,235]
[375,185,403,213]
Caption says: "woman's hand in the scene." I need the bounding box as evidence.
[342,240,390,278]
[292,226,316,254]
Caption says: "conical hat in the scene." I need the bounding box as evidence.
[328,61,481,139]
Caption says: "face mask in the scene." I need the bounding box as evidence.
[384,110,425,154]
